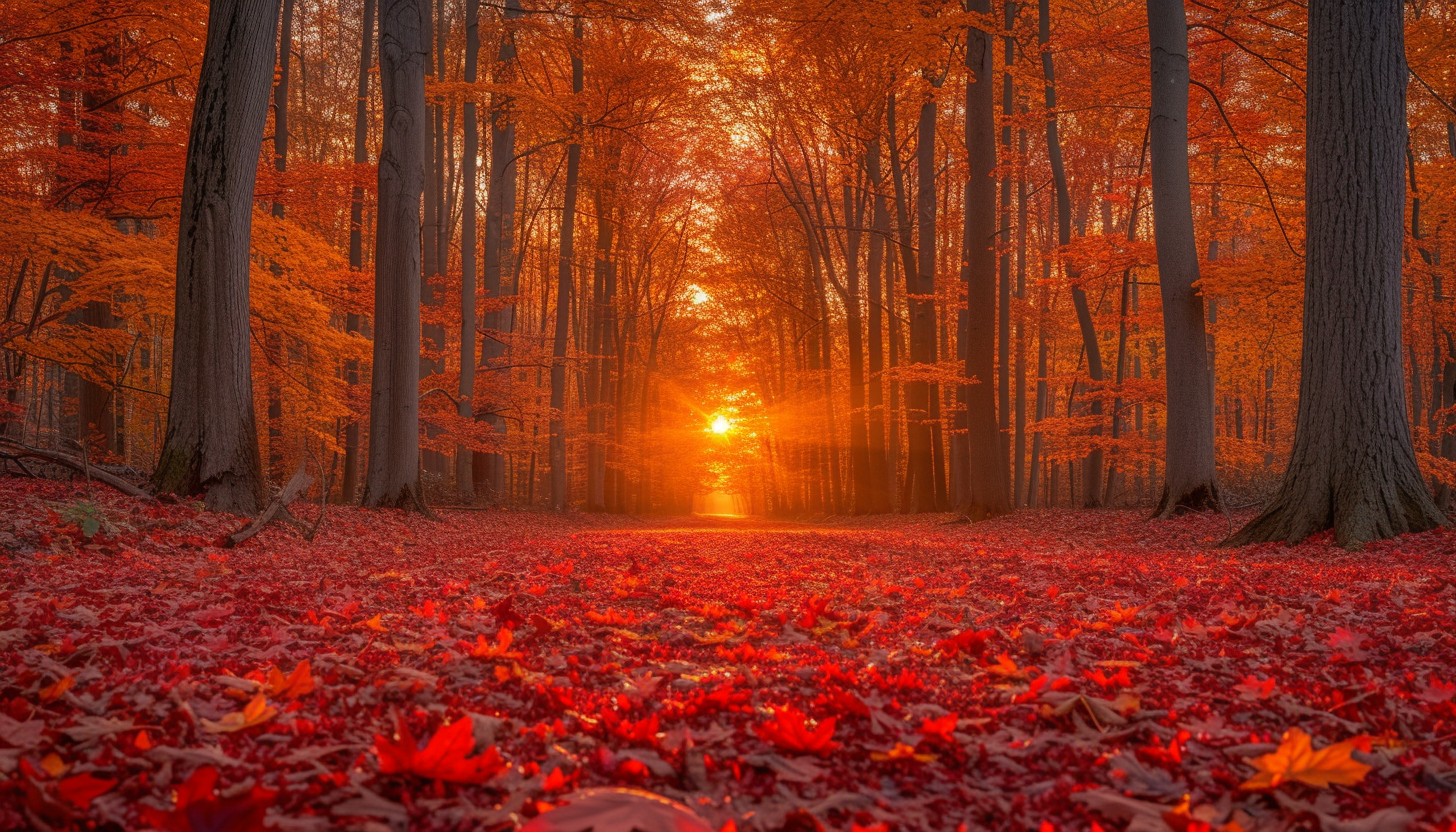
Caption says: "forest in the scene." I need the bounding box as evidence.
[2,0,1456,829]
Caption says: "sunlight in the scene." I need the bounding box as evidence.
[711,414,731,434]
[689,284,711,305]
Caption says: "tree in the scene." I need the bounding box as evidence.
[549,15,584,512]
[1147,0,1221,517]
[343,0,378,503]
[152,0,281,514]
[362,0,427,509]
[456,0,480,498]
[1038,0,1105,508]
[1228,0,1445,547]
[960,0,1010,519]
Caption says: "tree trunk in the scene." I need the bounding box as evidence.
[961,0,1010,519]
[1228,0,1444,548]
[845,180,871,513]
[997,0,1014,501]
[474,0,522,502]
[1039,0,1103,507]
[1013,108,1028,506]
[343,0,375,503]
[550,16,583,512]
[864,142,891,513]
[361,0,427,508]
[152,0,279,515]
[455,0,479,498]
[1148,0,1221,517]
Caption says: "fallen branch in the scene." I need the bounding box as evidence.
[226,467,314,547]
[0,437,154,501]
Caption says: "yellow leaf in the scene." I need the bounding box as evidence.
[363,614,385,632]
[266,661,316,700]
[1240,728,1372,790]
[200,693,279,734]
[40,752,68,778]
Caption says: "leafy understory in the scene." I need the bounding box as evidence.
[1,478,1454,831]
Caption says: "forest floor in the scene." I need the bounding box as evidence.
[2,476,1455,832]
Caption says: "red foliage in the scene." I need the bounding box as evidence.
[3,478,1456,831]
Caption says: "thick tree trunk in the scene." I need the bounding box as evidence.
[549,16,583,512]
[343,0,376,504]
[455,0,478,498]
[1148,0,1221,517]
[1039,0,1102,507]
[152,0,279,515]
[361,0,427,508]
[1228,0,1444,548]
[961,0,1010,519]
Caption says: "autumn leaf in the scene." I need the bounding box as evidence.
[935,628,993,658]
[200,693,278,734]
[755,706,839,755]
[1240,728,1373,790]
[38,674,75,704]
[139,766,277,832]
[870,742,937,763]
[265,661,315,700]
[373,711,508,783]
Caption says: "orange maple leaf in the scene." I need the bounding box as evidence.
[1240,728,1372,790]
[200,693,278,734]
[266,661,316,700]
[373,711,508,784]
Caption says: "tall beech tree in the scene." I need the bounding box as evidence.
[961,0,1009,519]
[1228,0,1445,547]
[362,0,427,508]
[1147,0,1221,517]
[152,0,281,514]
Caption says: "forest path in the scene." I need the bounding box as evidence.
[3,476,1455,830]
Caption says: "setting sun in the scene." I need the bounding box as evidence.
[711,415,731,434]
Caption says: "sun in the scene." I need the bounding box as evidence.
[711,415,731,434]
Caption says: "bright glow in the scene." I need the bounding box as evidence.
[711,415,731,434]
[690,285,711,305]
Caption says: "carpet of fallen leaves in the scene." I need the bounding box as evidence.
[2,476,1456,832]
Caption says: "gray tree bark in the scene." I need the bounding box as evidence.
[152,0,280,515]
[961,0,1010,519]
[1148,0,1222,517]
[1228,0,1444,548]
[343,0,375,503]
[361,0,427,508]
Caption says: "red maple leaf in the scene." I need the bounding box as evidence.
[139,766,277,832]
[755,706,839,755]
[936,628,994,658]
[372,711,508,784]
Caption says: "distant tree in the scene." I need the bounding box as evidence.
[1228,0,1445,547]
[550,15,583,512]
[152,0,281,514]
[362,0,427,508]
[342,0,377,503]
[1147,0,1221,517]
[960,0,1010,519]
